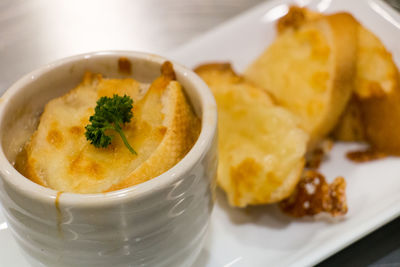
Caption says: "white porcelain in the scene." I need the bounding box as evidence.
[169,0,400,266]
[0,51,218,267]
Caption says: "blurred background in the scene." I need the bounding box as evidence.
[0,0,399,266]
[0,0,263,91]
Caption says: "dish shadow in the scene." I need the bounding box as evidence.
[215,188,292,229]
[215,186,349,229]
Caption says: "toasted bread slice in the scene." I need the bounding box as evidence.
[354,26,398,98]
[106,75,200,191]
[20,63,200,193]
[195,64,309,207]
[333,25,400,154]
[245,9,358,148]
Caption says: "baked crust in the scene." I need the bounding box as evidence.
[20,63,200,193]
[195,63,308,206]
[333,24,400,154]
[245,8,358,148]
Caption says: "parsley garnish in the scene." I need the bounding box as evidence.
[85,94,137,155]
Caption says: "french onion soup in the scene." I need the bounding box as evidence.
[15,61,200,193]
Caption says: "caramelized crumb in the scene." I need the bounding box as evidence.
[280,170,347,217]
[305,148,324,169]
[118,57,132,74]
[305,139,333,169]
[346,149,386,163]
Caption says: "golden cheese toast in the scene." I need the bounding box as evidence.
[333,25,400,154]
[245,7,358,148]
[277,7,400,154]
[195,63,309,207]
[19,63,200,193]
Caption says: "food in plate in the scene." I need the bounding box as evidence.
[15,61,200,193]
[245,7,358,148]
[346,148,386,163]
[283,6,400,155]
[195,63,309,207]
[194,6,400,217]
[280,170,347,217]
[333,23,400,155]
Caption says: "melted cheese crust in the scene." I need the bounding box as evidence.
[195,64,309,207]
[19,67,200,193]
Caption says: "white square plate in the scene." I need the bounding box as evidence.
[169,0,400,266]
[1,0,400,266]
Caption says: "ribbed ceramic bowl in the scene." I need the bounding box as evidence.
[0,51,217,267]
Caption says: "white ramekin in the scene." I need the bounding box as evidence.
[0,51,217,267]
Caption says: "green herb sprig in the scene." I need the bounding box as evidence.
[85,94,137,155]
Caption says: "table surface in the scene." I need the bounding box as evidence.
[0,0,399,266]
